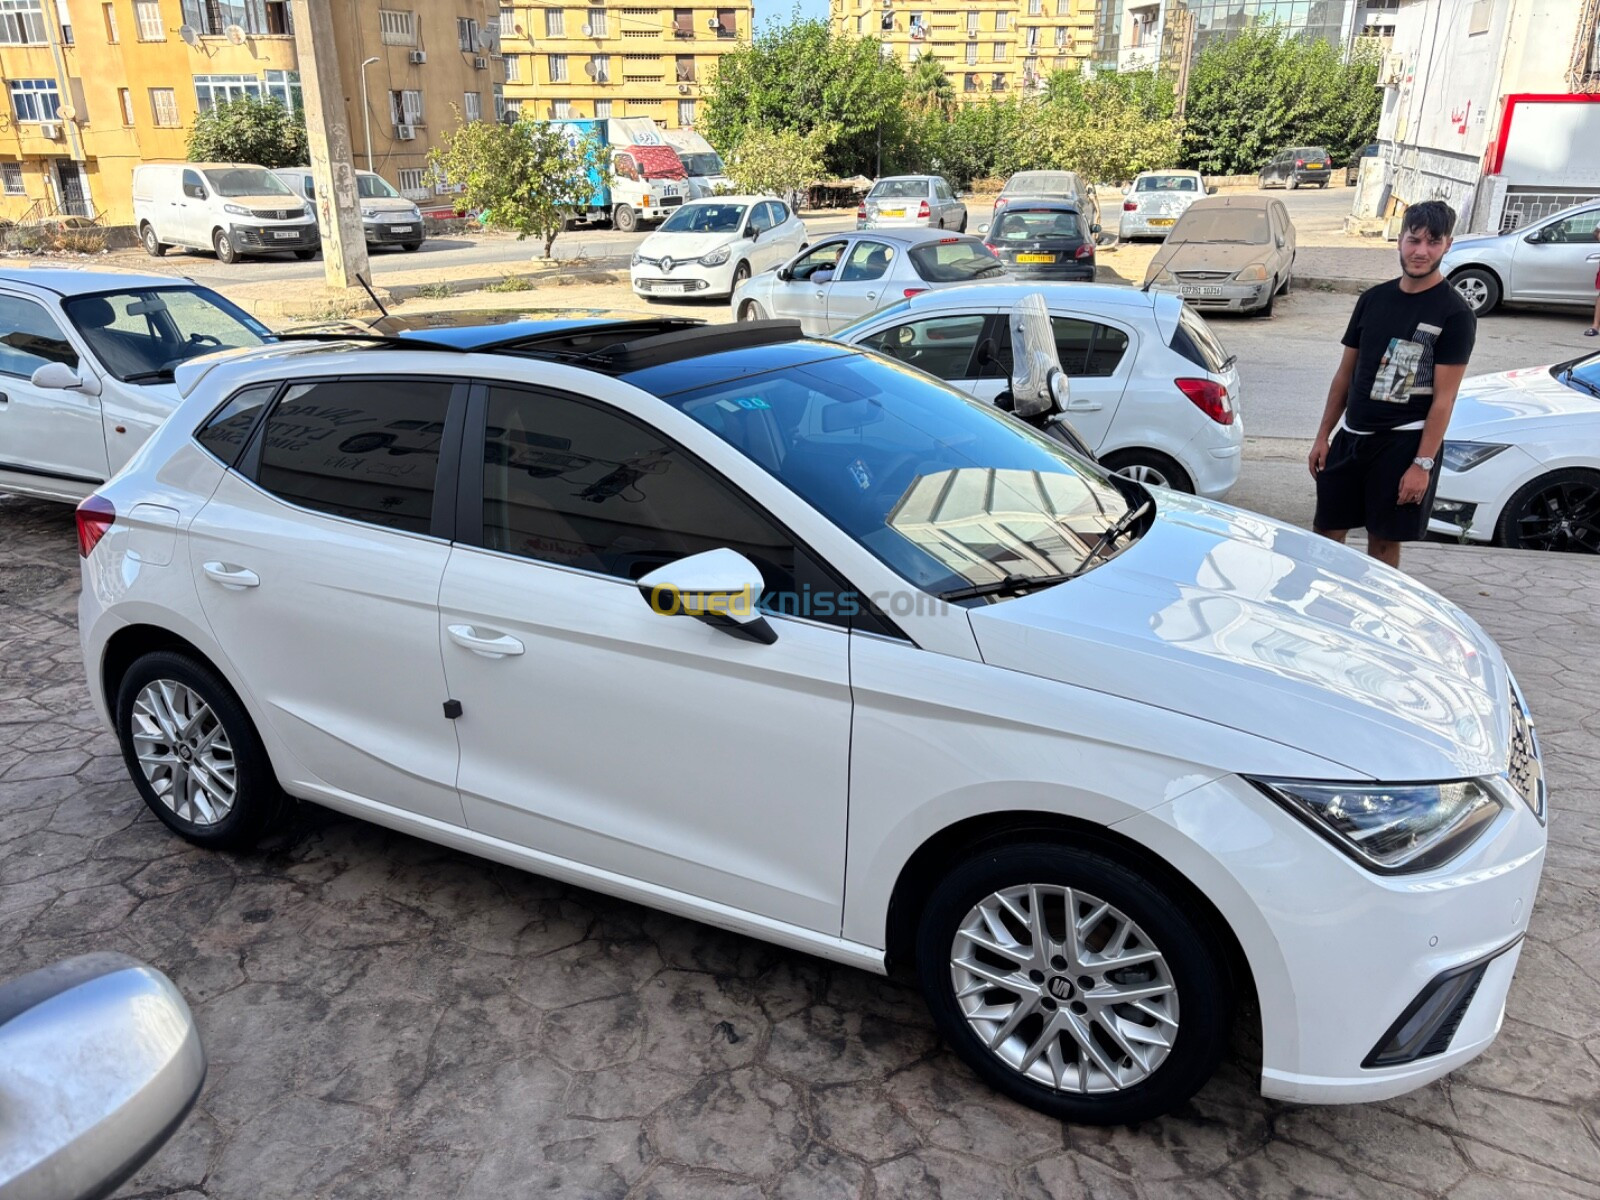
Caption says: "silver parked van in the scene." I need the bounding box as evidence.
[132,162,319,263]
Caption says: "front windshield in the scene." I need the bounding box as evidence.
[1137,175,1198,192]
[1558,352,1600,397]
[659,202,746,233]
[1170,208,1270,245]
[992,210,1083,242]
[680,152,724,177]
[871,179,931,200]
[62,286,271,382]
[662,352,1132,596]
[203,167,293,197]
[358,174,401,198]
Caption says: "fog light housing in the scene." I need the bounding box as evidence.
[1430,499,1477,529]
[1362,940,1517,1068]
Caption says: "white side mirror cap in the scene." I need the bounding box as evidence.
[638,548,776,644]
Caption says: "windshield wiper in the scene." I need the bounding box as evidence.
[939,572,1072,603]
[120,368,175,383]
[1562,371,1600,399]
[1070,499,1154,576]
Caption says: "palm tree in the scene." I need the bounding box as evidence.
[907,55,956,117]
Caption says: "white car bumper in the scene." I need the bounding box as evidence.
[1427,444,1542,544]
[631,256,740,299]
[1115,766,1546,1104]
[1177,410,1244,499]
[1119,214,1180,239]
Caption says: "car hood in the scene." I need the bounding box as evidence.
[966,492,1508,782]
[228,194,307,211]
[1447,363,1600,435]
[1151,241,1272,273]
[638,231,736,260]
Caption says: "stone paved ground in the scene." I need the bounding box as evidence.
[2,495,1598,1200]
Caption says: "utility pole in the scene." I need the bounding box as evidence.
[292,0,370,290]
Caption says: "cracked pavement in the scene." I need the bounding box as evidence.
[2,495,1599,1199]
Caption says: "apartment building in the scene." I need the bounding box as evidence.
[496,1,755,129]
[0,0,503,226]
[830,0,1096,99]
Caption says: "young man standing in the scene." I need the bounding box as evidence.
[1309,200,1477,570]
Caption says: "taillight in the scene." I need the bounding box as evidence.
[1295,158,1305,167]
[1123,200,1138,211]
[903,287,928,298]
[856,201,866,219]
[918,199,930,219]
[76,494,116,557]
[993,198,1006,212]
[1074,243,1094,260]
[1175,378,1234,425]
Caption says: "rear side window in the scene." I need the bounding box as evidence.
[253,378,455,535]
[907,239,1002,283]
[1170,306,1231,374]
[981,317,1129,379]
[196,384,276,466]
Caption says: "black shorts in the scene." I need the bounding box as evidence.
[1313,427,1442,542]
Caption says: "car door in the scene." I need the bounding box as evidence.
[184,375,468,826]
[963,311,1135,449]
[1510,207,1600,303]
[176,169,210,247]
[767,200,805,263]
[0,291,107,492]
[774,238,848,333]
[824,238,897,330]
[436,378,853,932]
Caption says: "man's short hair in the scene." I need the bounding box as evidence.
[1401,200,1456,240]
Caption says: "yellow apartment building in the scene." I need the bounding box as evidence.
[495,1,754,129]
[0,0,504,226]
[830,0,1095,99]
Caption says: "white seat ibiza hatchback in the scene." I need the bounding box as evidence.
[78,315,1547,1125]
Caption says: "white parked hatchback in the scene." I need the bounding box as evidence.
[833,283,1244,497]
[79,317,1546,1125]
[630,196,807,299]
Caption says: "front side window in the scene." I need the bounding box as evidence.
[979,316,1131,380]
[0,294,77,378]
[789,241,845,282]
[63,286,269,383]
[839,240,895,283]
[357,173,401,198]
[1541,209,1600,243]
[907,238,1003,283]
[663,352,1130,595]
[255,379,455,535]
[746,203,773,234]
[859,313,986,381]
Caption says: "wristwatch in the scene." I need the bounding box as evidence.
[1414,455,1436,471]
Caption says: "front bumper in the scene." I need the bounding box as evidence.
[1427,445,1539,543]
[1149,279,1272,313]
[230,222,319,253]
[364,220,422,245]
[631,257,738,298]
[1115,764,1546,1104]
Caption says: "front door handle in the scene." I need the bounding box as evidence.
[202,561,259,589]
[447,624,525,659]
[865,291,878,301]
[1066,399,1103,411]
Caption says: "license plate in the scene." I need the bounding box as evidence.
[1307,163,1324,170]
[271,231,298,240]
[881,208,904,217]
[1017,253,1057,263]
[1149,218,1175,227]
[1181,285,1223,298]
[653,283,689,294]
[389,225,413,234]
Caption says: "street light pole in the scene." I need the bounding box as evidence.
[360,57,380,171]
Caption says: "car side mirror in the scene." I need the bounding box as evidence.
[1523,228,1545,245]
[184,185,205,200]
[977,222,990,235]
[1090,223,1102,235]
[31,361,88,391]
[0,954,206,1200]
[1276,235,1286,249]
[1121,185,1131,195]
[745,225,759,239]
[637,548,776,644]
[1207,185,1218,195]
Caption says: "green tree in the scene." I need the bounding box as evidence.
[1182,25,1381,174]
[724,125,833,198]
[907,54,956,117]
[186,94,307,168]
[1031,72,1183,182]
[426,115,609,259]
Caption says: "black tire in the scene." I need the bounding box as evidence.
[737,299,765,322]
[958,213,968,233]
[213,229,238,264]
[1496,468,1600,553]
[1099,448,1195,494]
[1279,270,1292,297]
[1285,175,1299,191]
[402,240,423,251]
[293,248,317,260]
[114,651,287,851]
[140,223,167,257]
[613,204,638,234]
[915,843,1231,1126]
[1255,284,1275,317]
[1450,267,1501,316]
[732,260,751,291]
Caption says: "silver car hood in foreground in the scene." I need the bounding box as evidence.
[967,492,1508,783]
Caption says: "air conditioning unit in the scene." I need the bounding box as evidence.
[39,121,60,139]
[678,83,690,94]
[707,17,719,28]
[474,55,488,69]
[882,0,892,7]
[397,123,416,140]
[409,49,426,64]
[581,23,592,35]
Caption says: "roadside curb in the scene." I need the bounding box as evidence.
[1294,274,1377,296]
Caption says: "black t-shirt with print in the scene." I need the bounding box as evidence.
[1341,278,1476,433]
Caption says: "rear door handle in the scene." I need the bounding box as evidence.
[1067,399,1103,411]
[202,561,259,589]
[447,624,525,658]
[865,291,878,301]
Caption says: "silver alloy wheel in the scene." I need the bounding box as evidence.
[131,680,237,827]
[1113,462,1170,488]
[1454,276,1489,312]
[949,884,1179,1094]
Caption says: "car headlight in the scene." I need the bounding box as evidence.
[630,251,644,267]
[699,245,732,267]
[409,206,422,220]
[1146,266,1174,285]
[1249,777,1504,873]
[223,204,251,217]
[1234,263,1269,282]
[1441,442,1510,472]
[361,207,380,220]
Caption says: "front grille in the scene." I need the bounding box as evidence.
[1507,682,1545,822]
[658,196,683,208]
[1175,270,1230,280]
[254,208,303,221]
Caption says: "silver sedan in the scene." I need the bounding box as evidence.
[1118,170,1213,240]
[731,229,1005,335]
[1443,201,1600,316]
[857,176,967,232]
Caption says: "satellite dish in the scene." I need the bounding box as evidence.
[178,23,198,45]
[225,23,247,44]
[58,104,77,121]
